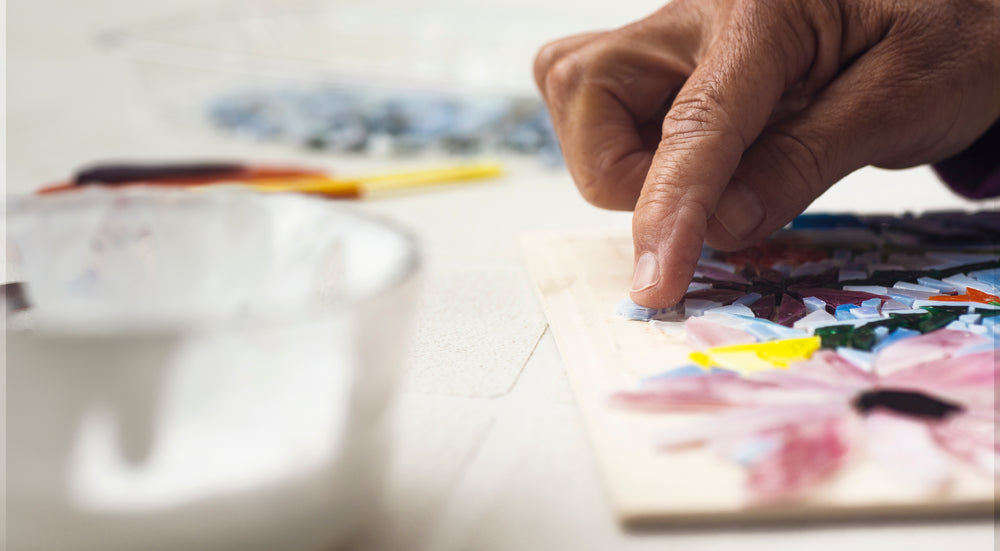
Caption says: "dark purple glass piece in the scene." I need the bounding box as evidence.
[749,294,776,321]
[776,293,807,327]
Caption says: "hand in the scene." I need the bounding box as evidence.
[534,0,1000,308]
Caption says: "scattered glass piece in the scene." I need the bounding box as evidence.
[615,298,681,321]
[843,285,888,295]
[792,309,837,331]
[894,281,940,293]
[732,292,763,307]
[802,296,826,313]
[968,268,1000,286]
[943,274,999,295]
[880,299,911,312]
[928,287,1000,304]
[683,298,722,317]
[206,87,563,163]
[704,303,756,317]
[916,276,958,294]
[776,293,807,327]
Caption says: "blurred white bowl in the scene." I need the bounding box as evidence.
[4,187,420,551]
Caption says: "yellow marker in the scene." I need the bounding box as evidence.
[249,161,504,197]
[690,336,822,373]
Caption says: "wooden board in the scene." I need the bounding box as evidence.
[520,230,994,526]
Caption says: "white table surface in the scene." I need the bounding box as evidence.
[6,0,996,549]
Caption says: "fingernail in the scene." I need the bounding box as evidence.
[715,181,765,240]
[631,252,660,292]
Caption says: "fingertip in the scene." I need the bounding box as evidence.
[630,200,709,309]
[627,245,687,309]
[628,252,693,308]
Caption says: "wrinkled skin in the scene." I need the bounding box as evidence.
[534,0,1000,308]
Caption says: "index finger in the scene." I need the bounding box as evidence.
[629,1,839,307]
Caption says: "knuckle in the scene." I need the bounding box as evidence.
[541,53,588,102]
[675,195,714,231]
[663,88,749,150]
[636,178,713,228]
[533,39,567,89]
[534,35,609,102]
[663,95,715,134]
[644,155,689,193]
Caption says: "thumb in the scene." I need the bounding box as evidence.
[630,5,819,308]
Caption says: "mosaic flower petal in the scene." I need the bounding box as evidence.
[684,316,757,349]
[929,410,1000,475]
[744,418,852,503]
[882,350,997,392]
[659,403,851,450]
[610,373,780,412]
[864,411,955,487]
[875,330,992,375]
[753,366,869,395]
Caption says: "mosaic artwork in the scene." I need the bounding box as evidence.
[612,211,998,503]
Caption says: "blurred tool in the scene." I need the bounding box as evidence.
[37,160,504,198]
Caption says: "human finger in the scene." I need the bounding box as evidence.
[535,7,703,209]
[629,1,844,307]
[705,10,1000,250]
[534,32,607,98]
